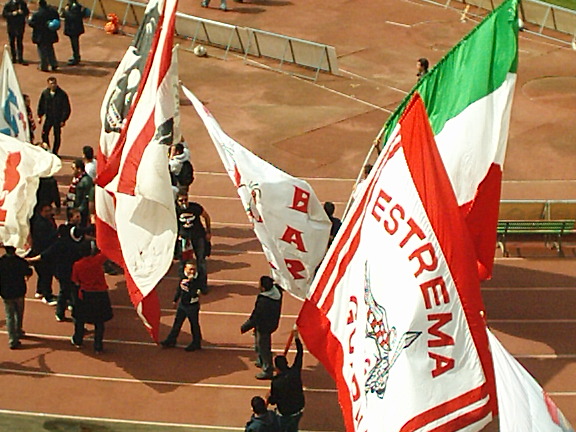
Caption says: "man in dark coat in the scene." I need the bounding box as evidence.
[28,0,60,72]
[65,159,93,226]
[29,203,58,305]
[2,0,29,64]
[61,0,87,65]
[241,276,283,380]
[0,245,32,349]
[268,331,305,432]
[37,76,71,156]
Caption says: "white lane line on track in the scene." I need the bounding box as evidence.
[482,287,576,291]
[489,319,576,324]
[513,354,576,360]
[0,409,339,432]
[0,366,336,394]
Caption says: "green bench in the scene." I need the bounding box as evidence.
[497,220,576,257]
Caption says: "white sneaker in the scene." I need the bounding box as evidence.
[34,293,43,299]
[42,298,58,306]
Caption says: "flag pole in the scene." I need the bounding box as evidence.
[342,126,386,219]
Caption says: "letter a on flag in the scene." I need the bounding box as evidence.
[298,94,497,431]
[95,0,179,341]
[183,85,330,300]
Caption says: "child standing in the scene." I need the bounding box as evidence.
[161,261,205,351]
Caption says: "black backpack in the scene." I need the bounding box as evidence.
[177,160,194,186]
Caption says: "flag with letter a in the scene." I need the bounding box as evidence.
[0,47,29,143]
[298,94,497,431]
[95,0,179,341]
[183,85,330,300]
[0,135,61,248]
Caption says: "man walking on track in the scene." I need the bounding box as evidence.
[241,276,283,380]
[38,76,71,156]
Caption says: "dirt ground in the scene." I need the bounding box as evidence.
[0,0,574,430]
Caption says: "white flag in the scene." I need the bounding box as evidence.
[0,47,29,143]
[0,135,61,248]
[489,330,574,432]
[183,86,331,300]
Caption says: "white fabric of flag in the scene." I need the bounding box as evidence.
[0,135,61,248]
[183,85,330,300]
[489,331,574,432]
[0,47,29,143]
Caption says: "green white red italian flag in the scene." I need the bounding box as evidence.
[382,0,520,282]
[298,0,573,430]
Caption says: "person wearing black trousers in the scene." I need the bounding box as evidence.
[2,0,29,64]
[61,0,87,65]
[160,261,206,352]
[37,76,71,156]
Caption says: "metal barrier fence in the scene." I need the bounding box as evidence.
[499,200,576,220]
[43,0,340,81]
[442,0,576,45]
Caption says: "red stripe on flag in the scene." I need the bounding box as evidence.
[401,93,497,417]
[297,300,355,432]
[124,264,161,342]
[95,213,123,267]
[310,157,387,307]
[400,384,488,432]
[428,402,492,432]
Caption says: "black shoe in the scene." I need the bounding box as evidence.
[71,337,81,348]
[55,314,66,322]
[18,59,28,65]
[185,344,201,352]
[160,339,176,348]
[51,65,58,71]
[9,341,21,350]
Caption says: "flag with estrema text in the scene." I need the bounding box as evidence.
[183,85,331,300]
[298,94,497,431]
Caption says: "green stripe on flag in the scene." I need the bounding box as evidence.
[382,0,519,144]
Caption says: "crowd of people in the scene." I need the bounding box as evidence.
[3,0,89,70]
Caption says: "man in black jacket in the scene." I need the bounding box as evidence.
[37,76,71,156]
[61,0,87,65]
[160,261,205,352]
[0,245,33,349]
[241,276,283,380]
[268,330,305,432]
[29,203,58,305]
[28,0,60,72]
[2,0,29,64]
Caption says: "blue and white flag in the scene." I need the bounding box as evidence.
[0,47,29,142]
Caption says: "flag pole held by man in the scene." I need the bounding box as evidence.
[297,0,573,430]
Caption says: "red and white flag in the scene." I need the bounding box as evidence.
[183,86,331,300]
[298,94,497,431]
[0,136,60,249]
[96,0,179,341]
